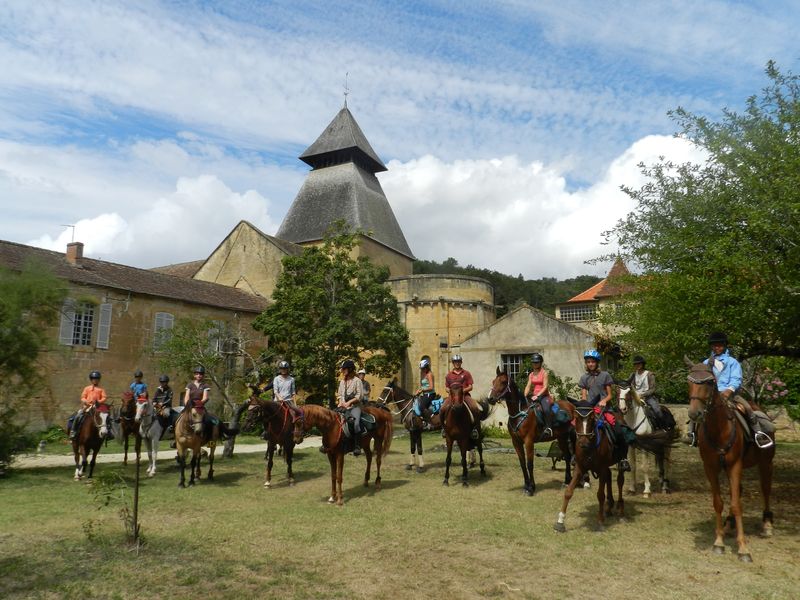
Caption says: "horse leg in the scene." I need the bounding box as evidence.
[617,465,626,519]
[123,433,129,466]
[73,443,81,480]
[363,444,373,487]
[703,460,726,554]
[407,431,416,470]
[642,449,652,498]
[511,436,530,494]
[477,438,486,477]
[264,440,275,488]
[87,447,99,480]
[286,442,295,486]
[336,453,344,506]
[661,448,672,493]
[558,432,574,488]
[596,469,608,531]
[443,437,453,486]
[728,461,751,562]
[188,452,197,487]
[460,440,469,487]
[135,433,142,465]
[555,465,583,532]
[416,434,425,473]
[468,448,476,469]
[627,447,638,494]
[206,444,215,481]
[327,452,337,503]
[374,435,383,490]
[177,450,186,488]
[524,437,534,493]
[758,454,774,538]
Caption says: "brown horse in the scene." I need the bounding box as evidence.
[244,393,303,487]
[555,405,625,532]
[488,368,575,495]
[440,384,488,487]
[685,358,775,562]
[380,379,435,473]
[118,391,142,465]
[72,404,106,480]
[294,403,394,506]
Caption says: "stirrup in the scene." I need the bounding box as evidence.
[542,427,553,438]
[754,431,774,449]
[619,459,631,472]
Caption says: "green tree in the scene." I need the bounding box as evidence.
[0,260,66,470]
[253,223,411,404]
[601,62,800,380]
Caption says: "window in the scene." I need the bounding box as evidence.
[501,354,534,382]
[208,319,225,354]
[59,300,99,347]
[153,312,175,349]
[559,303,597,322]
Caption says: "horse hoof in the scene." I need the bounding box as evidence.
[553,522,566,533]
[264,481,271,488]
[288,479,295,487]
[583,482,591,489]
[712,545,725,555]
[594,525,606,533]
[761,527,773,538]
[327,496,335,504]
[405,464,414,471]
[738,553,753,563]
[643,492,650,499]
[442,480,449,487]
[416,467,425,474]
[178,482,185,488]
[524,488,533,497]
[626,488,636,495]
[462,481,469,487]
[188,481,195,487]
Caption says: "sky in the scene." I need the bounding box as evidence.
[1,0,798,278]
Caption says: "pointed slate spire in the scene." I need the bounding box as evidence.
[299,107,387,173]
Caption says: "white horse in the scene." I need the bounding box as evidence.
[134,397,165,477]
[618,386,672,497]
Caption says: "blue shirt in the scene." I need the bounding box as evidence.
[272,375,296,401]
[130,381,148,398]
[703,350,742,393]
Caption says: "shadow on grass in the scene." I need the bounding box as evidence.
[688,514,771,554]
[341,478,411,501]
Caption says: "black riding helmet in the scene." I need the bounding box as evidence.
[89,370,101,380]
[133,369,143,378]
[708,332,728,345]
[340,359,356,371]
[531,353,543,364]
[159,374,169,383]
[194,365,205,374]
[632,355,645,365]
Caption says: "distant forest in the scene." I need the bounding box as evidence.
[412,258,602,317]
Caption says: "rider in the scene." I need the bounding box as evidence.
[152,374,174,432]
[684,332,773,449]
[130,369,148,400]
[273,360,303,421]
[440,354,482,434]
[579,350,631,472]
[415,358,437,422]
[626,356,664,428]
[68,370,112,440]
[337,359,364,456]
[184,366,215,438]
[356,368,371,403]
[523,353,554,437]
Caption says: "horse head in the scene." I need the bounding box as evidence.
[488,367,511,405]
[449,383,465,405]
[120,391,136,417]
[617,384,639,415]
[189,407,204,434]
[573,406,598,451]
[685,356,717,422]
[243,394,263,431]
[134,396,151,423]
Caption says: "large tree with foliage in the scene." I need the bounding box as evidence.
[0,260,66,470]
[601,63,800,399]
[253,223,410,403]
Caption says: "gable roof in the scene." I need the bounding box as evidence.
[0,239,268,313]
[564,258,633,303]
[150,259,205,278]
[299,107,387,173]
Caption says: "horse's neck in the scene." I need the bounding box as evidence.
[506,384,525,414]
[625,399,651,433]
[305,406,337,432]
[704,390,734,438]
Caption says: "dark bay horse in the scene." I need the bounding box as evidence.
[441,384,488,487]
[489,368,575,495]
[295,403,393,506]
[118,391,142,465]
[380,379,433,473]
[244,393,303,487]
[685,358,775,562]
[72,404,105,480]
[555,405,625,532]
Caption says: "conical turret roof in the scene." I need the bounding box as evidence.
[299,107,387,173]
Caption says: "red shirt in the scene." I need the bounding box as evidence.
[445,369,473,392]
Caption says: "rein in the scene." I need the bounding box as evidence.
[687,368,738,468]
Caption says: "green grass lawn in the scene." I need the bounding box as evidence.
[2,435,799,599]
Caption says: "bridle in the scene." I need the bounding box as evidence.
[574,407,597,441]
[687,364,738,466]
[618,387,648,433]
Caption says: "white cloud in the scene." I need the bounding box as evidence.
[382,134,707,278]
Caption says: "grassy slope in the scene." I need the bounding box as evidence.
[1,435,799,600]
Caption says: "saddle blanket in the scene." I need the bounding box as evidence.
[413,396,443,417]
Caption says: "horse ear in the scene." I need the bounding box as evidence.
[683,355,694,368]
[496,366,501,376]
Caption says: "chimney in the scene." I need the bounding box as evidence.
[66,242,84,265]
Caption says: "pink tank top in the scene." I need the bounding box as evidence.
[528,370,546,396]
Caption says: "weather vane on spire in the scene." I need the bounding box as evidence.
[343,72,349,108]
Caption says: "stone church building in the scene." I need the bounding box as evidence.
[2,106,597,429]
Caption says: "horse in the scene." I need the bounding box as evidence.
[380,379,434,473]
[134,396,165,477]
[244,392,303,488]
[617,385,676,497]
[294,403,394,506]
[488,368,575,495]
[71,404,107,480]
[684,357,775,562]
[555,405,625,532]
[118,391,142,465]
[440,384,488,487]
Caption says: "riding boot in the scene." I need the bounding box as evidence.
[682,421,697,447]
[618,447,631,472]
[541,404,554,438]
[353,431,362,456]
[69,412,83,440]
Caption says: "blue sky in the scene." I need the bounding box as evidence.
[1,0,797,276]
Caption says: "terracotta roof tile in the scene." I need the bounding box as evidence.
[150,259,205,278]
[564,258,634,303]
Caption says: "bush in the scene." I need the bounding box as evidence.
[0,401,36,473]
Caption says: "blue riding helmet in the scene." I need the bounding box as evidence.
[583,349,602,361]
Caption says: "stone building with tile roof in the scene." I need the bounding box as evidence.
[554,258,633,332]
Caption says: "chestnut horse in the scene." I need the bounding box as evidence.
[488,368,575,495]
[685,358,775,562]
[555,405,625,532]
[441,384,488,487]
[380,379,434,473]
[118,391,142,465]
[294,403,393,506]
[244,393,303,488]
[72,404,106,480]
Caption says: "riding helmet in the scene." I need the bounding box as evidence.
[419,358,431,369]
[708,331,728,345]
[194,365,206,374]
[583,349,602,361]
[632,355,645,365]
[159,374,170,383]
[357,368,366,375]
[340,359,356,371]
[133,369,143,378]
[451,354,463,362]
[278,360,290,370]
[89,370,102,380]
[531,353,543,364]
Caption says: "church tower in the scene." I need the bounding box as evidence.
[276,107,415,276]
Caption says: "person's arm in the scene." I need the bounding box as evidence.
[99,388,107,404]
[183,387,191,406]
[290,378,297,402]
[579,375,588,402]
[727,359,742,393]
[523,376,533,398]
[598,384,613,408]
[201,386,209,404]
[463,372,474,395]
[348,379,364,408]
[337,380,347,407]
[642,373,657,399]
[273,377,284,402]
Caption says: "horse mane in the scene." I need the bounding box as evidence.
[301,404,337,427]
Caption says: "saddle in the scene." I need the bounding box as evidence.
[412,395,444,417]
[338,410,377,439]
